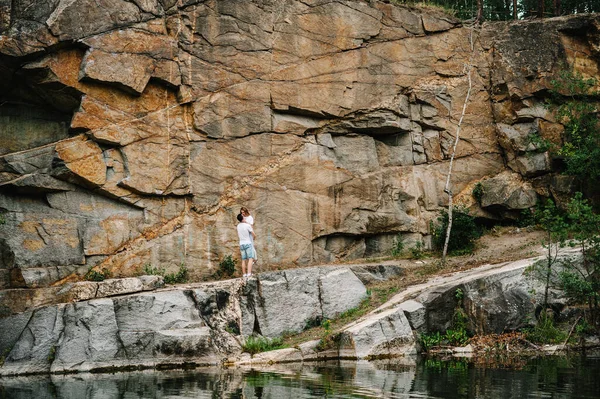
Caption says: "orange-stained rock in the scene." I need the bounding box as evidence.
[55,135,107,187]
[80,49,155,95]
[0,0,598,288]
[84,215,137,256]
[82,28,176,59]
[422,11,459,32]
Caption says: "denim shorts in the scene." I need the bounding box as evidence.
[239,243,256,260]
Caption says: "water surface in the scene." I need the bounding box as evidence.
[1,355,599,398]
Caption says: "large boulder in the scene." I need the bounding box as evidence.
[408,258,567,335]
[240,267,368,338]
[495,122,552,177]
[480,171,538,212]
[339,307,417,359]
[51,299,121,373]
[0,307,59,375]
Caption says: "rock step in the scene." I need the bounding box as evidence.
[0,265,400,376]
[0,250,581,375]
[230,249,579,366]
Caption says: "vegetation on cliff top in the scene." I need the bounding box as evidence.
[392,0,599,21]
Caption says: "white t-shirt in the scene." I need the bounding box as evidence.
[244,215,254,225]
[237,222,254,245]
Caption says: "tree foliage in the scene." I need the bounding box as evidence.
[396,0,600,20]
[524,67,600,331]
[548,70,600,186]
[528,193,600,330]
[560,193,600,327]
[433,207,482,256]
[526,198,569,308]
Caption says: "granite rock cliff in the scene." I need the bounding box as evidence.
[0,0,598,287]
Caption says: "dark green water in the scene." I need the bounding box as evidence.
[1,356,599,398]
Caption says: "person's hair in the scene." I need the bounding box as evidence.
[237,213,243,222]
[240,206,249,215]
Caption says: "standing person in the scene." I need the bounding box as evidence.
[240,206,258,266]
[240,207,253,226]
[236,213,256,278]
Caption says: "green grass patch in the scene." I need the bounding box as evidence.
[336,296,372,323]
[164,264,189,284]
[142,263,164,276]
[410,240,426,259]
[242,336,287,355]
[85,268,111,282]
[141,263,189,284]
[523,313,567,344]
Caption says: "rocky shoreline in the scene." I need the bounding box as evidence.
[1,250,585,377]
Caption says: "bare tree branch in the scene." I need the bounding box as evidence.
[441,29,475,265]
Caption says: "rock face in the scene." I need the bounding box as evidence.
[241,267,367,337]
[0,1,599,287]
[0,265,381,376]
[0,255,575,376]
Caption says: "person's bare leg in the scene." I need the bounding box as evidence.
[247,258,254,276]
[241,259,247,276]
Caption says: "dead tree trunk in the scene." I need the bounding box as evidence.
[442,69,473,264]
[441,29,476,265]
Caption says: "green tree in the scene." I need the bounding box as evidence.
[560,193,600,327]
[433,207,482,256]
[529,199,569,308]
[549,69,600,194]
[528,193,600,330]
[396,0,600,20]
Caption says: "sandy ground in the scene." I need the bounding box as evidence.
[437,225,546,271]
[343,225,545,274]
[262,226,547,275]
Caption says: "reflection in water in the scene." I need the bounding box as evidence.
[1,355,599,398]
